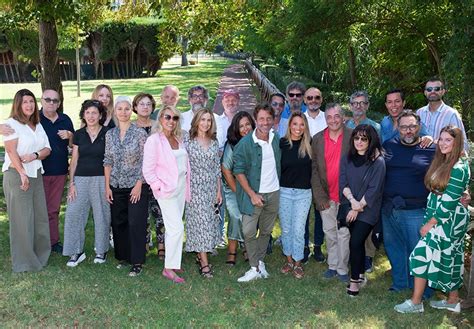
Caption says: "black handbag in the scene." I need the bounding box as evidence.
[336,161,374,229]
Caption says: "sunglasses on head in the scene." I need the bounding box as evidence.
[305,95,321,101]
[425,86,443,92]
[288,92,303,98]
[163,114,180,122]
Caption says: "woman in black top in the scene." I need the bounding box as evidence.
[278,111,313,279]
[340,124,385,296]
[63,100,111,267]
[133,93,166,260]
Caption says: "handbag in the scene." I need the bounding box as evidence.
[336,161,374,229]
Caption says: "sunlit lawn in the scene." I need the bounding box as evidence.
[1,58,474,327]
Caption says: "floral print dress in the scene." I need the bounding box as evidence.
[184,135,221,252]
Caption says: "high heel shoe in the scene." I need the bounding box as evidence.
[162,269,185,284]
[346,279,361,297]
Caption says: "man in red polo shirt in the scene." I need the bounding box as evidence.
[311,103,353,282]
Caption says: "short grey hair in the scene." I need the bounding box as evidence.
[325,103,344,117]
[286,81,306,95]
[114,95,132,108]
[349,90,369,103]
[187,85,209,100]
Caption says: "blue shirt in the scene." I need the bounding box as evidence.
[345,117,381,133]
[278,103,308,136]
[382,137,435,208]
[380,115,429,143]
[40,110,74,176]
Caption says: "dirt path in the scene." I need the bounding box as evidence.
[212,63,257,115]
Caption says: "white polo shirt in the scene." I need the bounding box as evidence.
[304,110,327,137]
[252,129,279,193]
[2,118,51,178]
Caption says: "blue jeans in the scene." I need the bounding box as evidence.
[279,187,312,262]
[223,186,244,241]
[382,206,433,298]
[304,205,324,247]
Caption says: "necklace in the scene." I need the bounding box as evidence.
[87,126,101,142]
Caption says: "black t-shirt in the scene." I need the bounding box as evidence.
[280,138,312,189]
[73,126,109,176]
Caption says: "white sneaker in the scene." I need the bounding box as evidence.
[93,253,107,264]
[66,252,86,267]
[258,260,269,279]
[237,267,262,282]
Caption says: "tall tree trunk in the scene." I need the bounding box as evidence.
[181,37,188,66]
[348,43,357,90]
[38,18,63,112]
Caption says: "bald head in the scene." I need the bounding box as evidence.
[41,89,61,115]
[161,85,180,107]
[304,87,323,113]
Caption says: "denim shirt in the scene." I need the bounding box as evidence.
[233,130,281,215]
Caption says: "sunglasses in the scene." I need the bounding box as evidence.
[305,95,321,101]
[354,136,368,142]
[163,114,180,122]
[43,97,60,104]
[271,101,285,107]
[214,203,220,215]
[288,93,303,98]
[425,86,443,92]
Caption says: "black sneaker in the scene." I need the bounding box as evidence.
[66,252,86,267]
[313,245,325,263]
[51,242,63,254]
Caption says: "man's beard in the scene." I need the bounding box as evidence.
[192,103,204,111]
[401,135,419,145]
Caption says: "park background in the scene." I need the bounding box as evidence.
[0,1,473,327]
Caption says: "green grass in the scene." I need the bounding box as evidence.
[1,60,474,327]
[0,58,233,129]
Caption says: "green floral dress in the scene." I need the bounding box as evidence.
[409,157,470,292]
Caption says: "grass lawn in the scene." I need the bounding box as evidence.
[0,57,232,130]
[1,59,474,327]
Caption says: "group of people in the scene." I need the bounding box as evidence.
[1,76,471,313]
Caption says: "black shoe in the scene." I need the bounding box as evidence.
[302,246,310,264]
[129,264,143,277]
[313,246,325,263]
[51,242,63,253]
[365,256,373,273]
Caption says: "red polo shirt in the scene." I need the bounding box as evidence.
[324,129,343,203]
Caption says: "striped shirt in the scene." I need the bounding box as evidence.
[417,102,469,151]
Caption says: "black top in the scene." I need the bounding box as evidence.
[339,155,386,225]
[280,138,312,189]
[73,126,109,176]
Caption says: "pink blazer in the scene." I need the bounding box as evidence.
[142,132,191,201]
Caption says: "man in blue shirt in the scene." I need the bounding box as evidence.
[346,90,380,133]
[40,89,74,253]
[278,81,307,136]
[382,110,434,297]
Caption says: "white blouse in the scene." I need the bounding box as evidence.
[2,118,51,178]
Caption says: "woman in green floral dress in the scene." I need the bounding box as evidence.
[395,125,471,314]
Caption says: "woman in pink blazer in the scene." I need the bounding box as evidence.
[143,105,190,283]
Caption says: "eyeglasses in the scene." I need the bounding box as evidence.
[288,93,303,98]
[163,114,180,122]
[305,95,321,101]
[425,86,443,92]
[214,203,220,215]
[42,97,60,104]
[271,101,285,107]
[191,94,205,100]
[354,136,368,142]
[350,101,369,107]
[138,102,153,107]
[399,124,418,131]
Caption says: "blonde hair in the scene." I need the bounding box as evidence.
[189,108,216,140]
[151,105,183,138]
[424,125,464,192]
[91,84,114,117]
[284,111,312,159]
